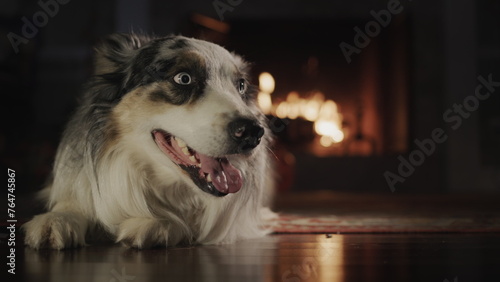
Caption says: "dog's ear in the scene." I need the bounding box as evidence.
[93,33,151,75]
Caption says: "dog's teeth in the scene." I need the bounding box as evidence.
[206,174,212,182]
[175,137,187,148]
[189,155,197,163]
[182,147,191,156]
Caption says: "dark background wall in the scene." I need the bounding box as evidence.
[1,0,499,195]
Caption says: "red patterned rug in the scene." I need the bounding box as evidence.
[267,214,500,233]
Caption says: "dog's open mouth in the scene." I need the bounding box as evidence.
[152,130,242,197]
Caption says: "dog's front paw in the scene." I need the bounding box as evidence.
[116,218,176,249]
[23,212,87,250]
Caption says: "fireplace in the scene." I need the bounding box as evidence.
[184,15,412,191]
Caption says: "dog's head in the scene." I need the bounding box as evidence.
[92,33,266,197]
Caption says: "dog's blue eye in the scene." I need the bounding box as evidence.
[237,79,246,95]
[173,72,192,85]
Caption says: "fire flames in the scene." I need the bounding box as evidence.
[257,72,344,147]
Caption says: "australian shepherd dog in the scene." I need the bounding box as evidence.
[23,33,275,249]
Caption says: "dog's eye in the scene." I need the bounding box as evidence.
[237,79,247,95]
[173,72,192,85]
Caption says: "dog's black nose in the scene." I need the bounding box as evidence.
[228,118,264,153]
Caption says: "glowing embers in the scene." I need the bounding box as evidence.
[278,92,344,147]
[257,71,345,148]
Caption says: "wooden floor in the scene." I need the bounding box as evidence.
[2,233,499,282]
[3,192,500,281]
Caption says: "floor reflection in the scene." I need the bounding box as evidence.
[9,233,500,282]
[21,237,281,282]
[279,234,344,282]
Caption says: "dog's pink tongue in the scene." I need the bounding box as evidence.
[198,155,242,194]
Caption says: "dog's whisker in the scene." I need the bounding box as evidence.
[265,146,279,161]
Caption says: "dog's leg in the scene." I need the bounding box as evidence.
[23,202,88,250]
[116,217,182,249]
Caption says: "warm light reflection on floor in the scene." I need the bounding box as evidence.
[315,234,344,282]
[280,234,344,282]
